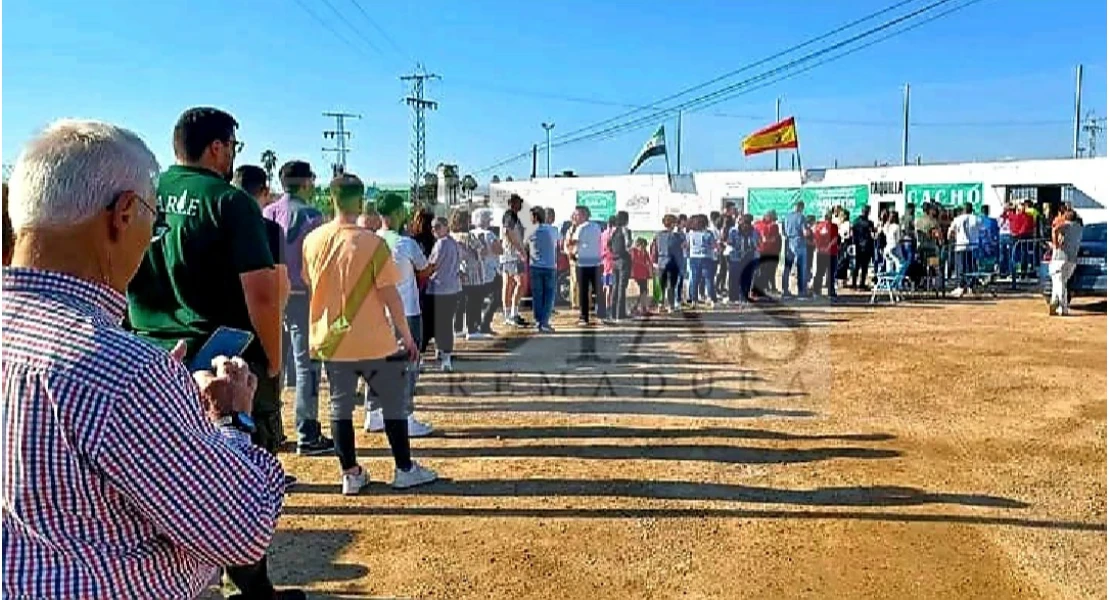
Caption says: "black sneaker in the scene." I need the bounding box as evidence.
[296,435,334,456]
[513,314,529,327]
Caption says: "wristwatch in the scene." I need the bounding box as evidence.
[216,412,256,434]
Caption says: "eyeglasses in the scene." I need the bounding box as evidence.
[107,191,168,240]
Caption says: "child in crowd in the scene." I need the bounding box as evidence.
[600,216,617,321]
[630,237,653,317]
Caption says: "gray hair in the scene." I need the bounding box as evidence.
[473,208,493,226]
[8,119,160,230]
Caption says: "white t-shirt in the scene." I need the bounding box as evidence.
[472,227,500,285]
[949,214,980,249]
[378,228,427,316]
[573,221,603,267]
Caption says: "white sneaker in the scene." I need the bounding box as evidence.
[454,331,466,339]
[440,356,454,372]
[392,461,438,489]
[408,415,435,437]
[364,409,384,432]
[466,331,491,341]
[342,466,369,496]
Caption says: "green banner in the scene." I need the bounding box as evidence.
[905,183,983,209]
[576,190,617,221]
[747,185,868,218]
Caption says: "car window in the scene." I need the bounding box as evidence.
[1081,223,1106,243]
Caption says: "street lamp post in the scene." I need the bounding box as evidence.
[541,122,555,178]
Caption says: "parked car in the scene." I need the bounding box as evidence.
[1039,221,1107,301]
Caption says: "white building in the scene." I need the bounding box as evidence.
[489,157,1107,232]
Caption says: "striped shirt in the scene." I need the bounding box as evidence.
[2,268,285,600]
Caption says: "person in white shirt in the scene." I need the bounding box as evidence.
[881,210,904,273]
[471,209,503,334]
[366,193,435,437]
[564,220,581,310]
[570,205,605,325]
[947,202,979,295]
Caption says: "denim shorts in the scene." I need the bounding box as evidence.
[603,273,614,286]
[501,260,523,277]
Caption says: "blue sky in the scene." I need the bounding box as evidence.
[3,0,1107,185]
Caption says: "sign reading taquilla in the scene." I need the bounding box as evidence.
[869,181,904,196]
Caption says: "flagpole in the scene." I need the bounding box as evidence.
[794,120,804,184]
[676,110,683,176]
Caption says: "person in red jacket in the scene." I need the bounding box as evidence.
[811,210,840,298]
[1007,201,1037,276]
[630,237,654,316]
[752,211,781,298]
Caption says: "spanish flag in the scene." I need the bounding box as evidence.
[741,117,799,156]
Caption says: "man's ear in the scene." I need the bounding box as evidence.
[107,192,139,242]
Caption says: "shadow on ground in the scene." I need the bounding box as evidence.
[354,443,899,464]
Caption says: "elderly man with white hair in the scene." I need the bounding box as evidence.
[471,207,504,334]
[1,120,297,599]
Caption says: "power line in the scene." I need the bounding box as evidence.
[474,0,984,174]
[318,0,385,57]
[345,0,410,64]
[553,0,975,149]
[290,0,380,63]
[549,0,925,145]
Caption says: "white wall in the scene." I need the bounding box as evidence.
[490,157,1108,230]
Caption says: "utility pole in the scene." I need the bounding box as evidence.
[774,97,782,171]
[1081,112,1104,158]
[401,65,439,201]
[322,112,360,177]
[1073,64,1084,158]
[541,122,555,178]
[901,84,911,166]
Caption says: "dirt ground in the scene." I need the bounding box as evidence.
[249,292,1106,599]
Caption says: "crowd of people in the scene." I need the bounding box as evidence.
[611,195,1084,311]
[0,105,1090,600]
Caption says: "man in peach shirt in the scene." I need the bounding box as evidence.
[301,173,437,496]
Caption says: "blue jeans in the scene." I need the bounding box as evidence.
[999,234,1014,275]
[689,257,718,303]
[900,241,916,267]
[285,293,322,443]
[781,238,808,296]
[530,266,557,327]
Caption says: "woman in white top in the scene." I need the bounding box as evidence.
[881,210,904,273]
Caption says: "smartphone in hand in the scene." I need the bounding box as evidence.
[189,327,255,372]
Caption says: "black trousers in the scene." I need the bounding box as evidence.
[812,253,837,296]
[425,292,460,354]
[660,261,680,307]
[852,247,873,288]
[577,265,603,322]
[755,254,779,296]
[480,276,503,331]
[454,285,485,334]
[611,261,630,320]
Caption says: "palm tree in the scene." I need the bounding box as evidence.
[491,175,501,185]
[505,176,514,182]
[461,174,478,201]
[260,150,278,183]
